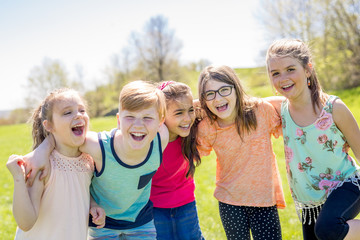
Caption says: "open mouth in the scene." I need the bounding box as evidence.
[179,124,191,130]
[216,103,228,112]
[281,83,294,91]
[131,132,146,141]
[72,124,84,136]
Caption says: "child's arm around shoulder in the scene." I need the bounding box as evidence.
[264,96,286,116]
[333,99,360,161]
[79,131,103,172]
[7,155,45,231]
[159,123,169,152]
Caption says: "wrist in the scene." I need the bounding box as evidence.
[13,175,25,184]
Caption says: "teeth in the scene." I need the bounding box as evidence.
[72,124,84,128]
[180,124,190,128]
[132,133,145,137]
[216,103,227,108]
[282,84,293,88]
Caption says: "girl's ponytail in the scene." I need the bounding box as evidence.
[30,104,49,150]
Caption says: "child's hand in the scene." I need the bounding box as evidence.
[90,206,106,229]
[6,155,26,180]
[24,150,50,187]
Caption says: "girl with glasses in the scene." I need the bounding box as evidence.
[196,65,285,240]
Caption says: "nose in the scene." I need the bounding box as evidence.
[279,72,289,82]
[75,110,85,119]
[75,111,82,118]
[214,91,223,100]
[133,118,143,126]
[183,113,191,123]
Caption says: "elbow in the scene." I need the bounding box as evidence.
[18,222,35,232]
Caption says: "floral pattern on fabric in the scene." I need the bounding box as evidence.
[281,95,359,207]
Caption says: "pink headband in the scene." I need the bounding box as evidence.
[158,81,175,91]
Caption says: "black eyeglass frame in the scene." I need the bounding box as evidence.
[203,85,234,101]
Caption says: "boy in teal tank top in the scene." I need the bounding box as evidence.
[25,81,169,239]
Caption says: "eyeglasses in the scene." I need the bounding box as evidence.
[203,86,234,101]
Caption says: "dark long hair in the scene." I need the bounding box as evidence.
[158,81,201,177]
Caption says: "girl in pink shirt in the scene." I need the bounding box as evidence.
[151,81,204,240]
[6,88,105,240]
[197,65,285,240]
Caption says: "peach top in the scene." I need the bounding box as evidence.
[197,100,286,208]
[15,150,94,240]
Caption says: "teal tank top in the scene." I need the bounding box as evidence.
[281,96,359,213]
[90,128,162,229]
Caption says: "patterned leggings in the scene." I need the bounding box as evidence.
[219,202,282,240]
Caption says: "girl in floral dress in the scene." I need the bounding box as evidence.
[266,39,360,240]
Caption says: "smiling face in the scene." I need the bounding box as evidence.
[118,105,161,150]
[204,79,237,126]
[44,92,89,157]
[165,95,195,142]
[268,56,311,101]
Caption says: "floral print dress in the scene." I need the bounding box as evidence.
[281,95,360,223]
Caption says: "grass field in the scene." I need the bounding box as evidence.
[1,84,360,239]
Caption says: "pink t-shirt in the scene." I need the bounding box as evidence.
[197,100,286,209]
[150,137,195,208]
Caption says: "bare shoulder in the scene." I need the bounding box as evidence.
[80,131,102,161]
[332,98,353,123]
[159,124,169,152]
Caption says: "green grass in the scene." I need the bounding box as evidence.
[2,85,360,239]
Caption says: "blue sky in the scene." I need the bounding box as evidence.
[0,0,267,111]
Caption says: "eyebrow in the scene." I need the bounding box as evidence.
[270,64,296,72]
[206,85,232,91]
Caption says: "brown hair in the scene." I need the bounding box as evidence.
[119,80,166,121]
[29,88,84,150]
[198,65,258,139]
[158,81,201,177]
[266,39,328,113]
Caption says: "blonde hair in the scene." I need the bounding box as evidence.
[29,88,85,150]
[198,65,258,139]
[119,80,166,120]
[266,38,328,112]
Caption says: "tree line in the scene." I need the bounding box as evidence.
[259,0,359,89]
[2,1,359,124]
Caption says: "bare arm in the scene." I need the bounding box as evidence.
[159,123,169,152]
[333,99,360,161]
[264,96,286,116]
[7,155,44,231]
[79,131,103,172]
[25,136,54,186]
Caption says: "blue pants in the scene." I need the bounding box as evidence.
[302,181,360,240]
[219,202,282,240]
[153,201,204,240]
[88,220,156,240]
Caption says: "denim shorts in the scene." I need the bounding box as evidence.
[88,220,156,240]
[153,201,204,240]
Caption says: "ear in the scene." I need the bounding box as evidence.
[116,113,120,129]
[43,120,53,132]
[305,63,312,78]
